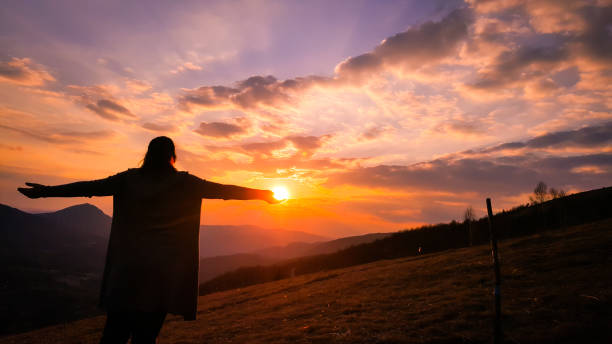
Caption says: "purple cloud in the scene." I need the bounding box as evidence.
[86,99,135,121]
[335,8,473,79]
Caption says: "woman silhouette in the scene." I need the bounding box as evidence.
[18,136,278,343]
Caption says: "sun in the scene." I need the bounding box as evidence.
[272,186,290,201]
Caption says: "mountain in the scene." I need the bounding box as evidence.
[198,225,328,258]
[199,253,277,283]
[254,232,392,260]
[36,203,110,239]
[198,232,391,283]
[0,203,112,335]
[0,203,111,270]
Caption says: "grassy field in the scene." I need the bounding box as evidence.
[1,218,610,344]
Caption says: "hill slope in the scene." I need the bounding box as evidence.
[2,218,610,343]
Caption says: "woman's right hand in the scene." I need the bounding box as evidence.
[17,182,47,199]
[262,190,282,204]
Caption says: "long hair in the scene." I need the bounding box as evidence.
[140,136,177,175]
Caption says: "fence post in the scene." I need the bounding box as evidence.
[486,198,502,344]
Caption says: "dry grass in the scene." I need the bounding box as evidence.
[2,219,610,344]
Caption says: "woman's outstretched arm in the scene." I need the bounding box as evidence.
[18,173,124,199]
[194,177,278,203]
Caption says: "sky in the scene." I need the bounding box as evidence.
[1,0,611,237]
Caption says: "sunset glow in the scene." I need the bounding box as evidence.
[272,186,290,201]
[1,0,610,238]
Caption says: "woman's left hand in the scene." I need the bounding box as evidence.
[17,182,47,199]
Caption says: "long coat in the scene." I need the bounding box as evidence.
[42,169,265,320]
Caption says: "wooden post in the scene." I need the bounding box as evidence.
[486,198,502,344]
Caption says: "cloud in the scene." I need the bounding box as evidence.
[66,85,139,121]
[0,123,114,144]
[171,3,597,121]
[0,58,55,86]
[434,119,485,136]
[56,130,115,140]
[479,141,527,153]
[186,134,336,174]
[170,61,204,74]
[178,75,329,111]
[329,158,535,195]
[460,1,611,98]
[85,99,136,121]
[231,75,291,109]
[0,143,23,151]
[329,123,612,197]
[125,79,152,94]
[551,66,580,88]
[195,121,248,138]
[360,127,384,140]
[329,152,612,197]
[97,99,132,115]
[577,5,612,63]
[240,135,330,157]
[286,135,327,151]
[142,122,178,132]
[469,40,569,90]
[178,8,474,112]
[468,0,588,30]
[527,121,612,148]
[335,8,473,80]
[97,57,135,77]
[480,121,612,153]
[179,85,237,109]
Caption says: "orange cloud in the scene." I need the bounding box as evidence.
[86,99,136,121]
[142,122,178,133]
[195,120,250,139]
[0,58,55,86]
[0,123,115,145]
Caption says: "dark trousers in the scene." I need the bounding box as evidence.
[100,311,167,344]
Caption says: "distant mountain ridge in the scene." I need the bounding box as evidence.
[199,253,277,282]
[0,203,112,335]
[37,203,110,239]
[198,232,392,283]
[199,225,328,258]
[0,203,111,261]
[254,232,392,260]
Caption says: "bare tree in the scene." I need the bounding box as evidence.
[463,206,476,223]
[530,181,549,204]
[529,181,568,204]
[557,189,567,198]
[549,187,567,199]
[463,206,476,246]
